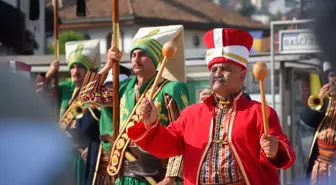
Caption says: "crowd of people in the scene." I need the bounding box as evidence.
[4,25,336,185]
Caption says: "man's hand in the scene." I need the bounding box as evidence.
[99,47,123,74]
[106,47,122,68]
[80,147,88,161]
[137,97,158,126]
[199,88,212,102]
[36,74,47,92]
[319,84,332,99]
[157,177,176,185]
[260,134,279,159]
[46,60,59,79]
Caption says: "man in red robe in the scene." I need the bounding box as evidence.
[126,28,296,185]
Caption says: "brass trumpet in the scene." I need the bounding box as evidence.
[71,101,85,119]
[307,82,336,111]
[58,100,87,131]
[307,95,324,111]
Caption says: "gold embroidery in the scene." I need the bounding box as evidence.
[120,96,129,126]
[134,28,160,43]
[155,101,168,122]
[181,91,188,107]
[107,79,168,177]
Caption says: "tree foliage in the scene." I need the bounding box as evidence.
[48,30,86,55]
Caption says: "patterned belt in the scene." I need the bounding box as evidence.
[317,139,336,164]
[200,181,246,185]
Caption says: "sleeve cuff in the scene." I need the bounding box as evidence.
[127,120,159,142]
[144,120,159,130]
[80,70,108,101]
[261,140,294,169]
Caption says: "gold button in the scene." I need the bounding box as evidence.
[216,170,221,175]
[220,125,224,128]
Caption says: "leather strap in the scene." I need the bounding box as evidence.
[120,159,165,183]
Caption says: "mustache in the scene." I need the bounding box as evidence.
[73,73,81,77]
[133,64,143,68]
[212,76,226,82]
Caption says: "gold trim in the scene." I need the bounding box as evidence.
[228,97,251,185]
[92,144,103,185]
[223,52,248,64]
[234,91,243,101]
[112,23,120,49]
[195,118,214,185]
[55,39,59,61]
[88,107,100,121]
[206,50,248,64]
[278,141,292,162]
[132,120,160,142]
[307,100,331,160]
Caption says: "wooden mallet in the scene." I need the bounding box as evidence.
[253,62,274,158]
[138,41,177,122]
[253,62,269,136]
[148,41,177,100]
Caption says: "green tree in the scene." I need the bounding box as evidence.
[48,30,86,55]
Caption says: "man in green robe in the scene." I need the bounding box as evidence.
[36,39,101,185]
[80,25,189,185]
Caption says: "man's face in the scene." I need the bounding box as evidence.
[131,49,156,75]
[70,64,86,83]
[210,63,246,95]
[328,71,336,84]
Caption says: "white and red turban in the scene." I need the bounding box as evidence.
[203,28,253,70]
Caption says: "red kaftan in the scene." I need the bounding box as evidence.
[127,92,296,185]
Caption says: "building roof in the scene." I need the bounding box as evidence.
[58,0,267,30]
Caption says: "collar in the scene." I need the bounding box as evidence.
[203,91,243,109]
[214,92,240,107]
[135,74,157,92]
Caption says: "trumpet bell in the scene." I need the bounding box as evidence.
[72,103,84,119]
[307,95,323,111]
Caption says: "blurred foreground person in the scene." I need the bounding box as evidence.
[0,67,71,185]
